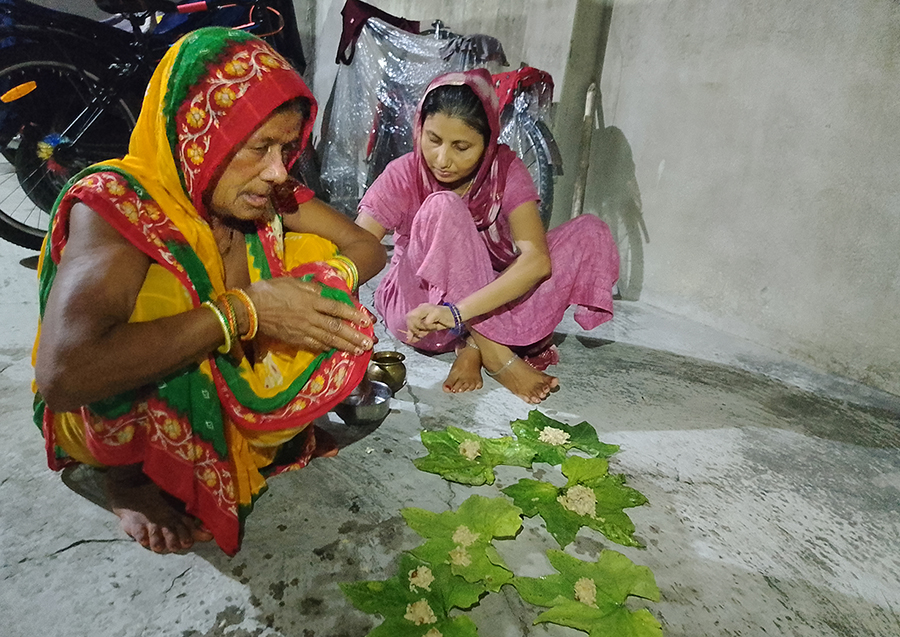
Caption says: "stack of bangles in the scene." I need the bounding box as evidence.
[202,288,259,355]
[441,302,466,336]
[325,254,359,293]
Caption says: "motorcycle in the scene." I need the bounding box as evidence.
[0,0,307,250]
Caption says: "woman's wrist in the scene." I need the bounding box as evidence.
[224,288,257,340]
[202,300,234,354]
[440,302,466,336]
[226,296,250,338]
[203,290,257,357]
[455,301,474,324]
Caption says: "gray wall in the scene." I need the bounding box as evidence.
[596,0,900,396]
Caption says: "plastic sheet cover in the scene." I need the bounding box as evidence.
[319,18,508,215]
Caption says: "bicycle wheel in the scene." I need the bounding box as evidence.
[499,110,554,227]
[0,47,137,250]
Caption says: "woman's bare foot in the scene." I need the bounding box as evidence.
[487,355,559,403]
[444,340,483,393]
[472,333,559,404]
[106,465,213,553]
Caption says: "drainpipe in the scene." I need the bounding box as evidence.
[571,81,597,219]
[569,0,615,219]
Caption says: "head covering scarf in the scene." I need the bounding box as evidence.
[412,68,519,263]
[33,28,371,554]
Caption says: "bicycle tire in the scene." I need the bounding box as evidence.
[0,46,138,250]
[612,208,644,301]
[499,110,554,227]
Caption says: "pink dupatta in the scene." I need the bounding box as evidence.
[411,69,520,265]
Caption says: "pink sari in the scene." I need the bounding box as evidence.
[358,69,619,367]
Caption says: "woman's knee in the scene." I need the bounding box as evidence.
[414,192,472,227]
[554,214,613,247]
[570,213,611,235]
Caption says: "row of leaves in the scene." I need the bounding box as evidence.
[340,410,663,637]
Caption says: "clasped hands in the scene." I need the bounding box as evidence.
[246,277,373,355]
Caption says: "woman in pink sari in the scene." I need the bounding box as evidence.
[356,69,619,404]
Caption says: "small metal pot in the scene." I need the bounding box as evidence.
[367,350,407,394]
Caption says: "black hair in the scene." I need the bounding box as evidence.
[420,84,490,145]
[274,95,312,121]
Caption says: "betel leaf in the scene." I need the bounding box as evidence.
[413,427,535,486]
[511,410,620,465]
[402,495,523,592]
[502,456,647,548]
[341,553,485,636]
[512,549,662,637]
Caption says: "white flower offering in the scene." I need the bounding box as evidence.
[538,426,570,446]
[458,439,482,461]
[557,484,597,517]
[452,525,480,547]
[408,565,435,592]
[404,599,437,625]
[574,576,598,607]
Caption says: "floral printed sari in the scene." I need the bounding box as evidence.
[33,27,372,555]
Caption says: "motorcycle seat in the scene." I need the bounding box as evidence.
[94,0,177,15]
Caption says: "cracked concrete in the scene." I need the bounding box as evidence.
[1,235,899,637]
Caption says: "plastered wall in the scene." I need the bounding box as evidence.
[596,0,900,395]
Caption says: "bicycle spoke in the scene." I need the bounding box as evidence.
[0,53,136,248]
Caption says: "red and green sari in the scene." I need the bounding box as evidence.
[33,28,371,555]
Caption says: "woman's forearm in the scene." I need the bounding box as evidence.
[37,307,228,412]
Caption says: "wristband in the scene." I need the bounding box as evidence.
[441,302,465,336]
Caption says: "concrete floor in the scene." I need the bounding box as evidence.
[1,235,899,637]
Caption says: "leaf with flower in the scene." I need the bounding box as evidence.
[402,495,522,592]
[413,427,535,486]
[341,553,484,636]
[502,456,647,548]
[511,411,620,465]
[512,549,662,637]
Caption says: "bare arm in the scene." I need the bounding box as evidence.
[405,200,552,340]
[283,197,387,284]
[36,203,374,412]
[355,211,388,243]
[35,203,230,412]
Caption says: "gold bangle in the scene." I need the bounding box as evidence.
[327,254,359,291]
[225,288,258,341]
[326,258,351,286]
[202,301,232,354]
[218,295,239,342]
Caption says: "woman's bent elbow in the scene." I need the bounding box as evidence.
[34,356,85,413]
[538,255,553,281]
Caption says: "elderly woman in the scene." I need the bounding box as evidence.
[356,69,619,404]
[32,28,386,555]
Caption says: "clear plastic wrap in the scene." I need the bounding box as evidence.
[319,18,507,215]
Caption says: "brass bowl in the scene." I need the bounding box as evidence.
[334,379,392,426]
[367,350,407,394]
